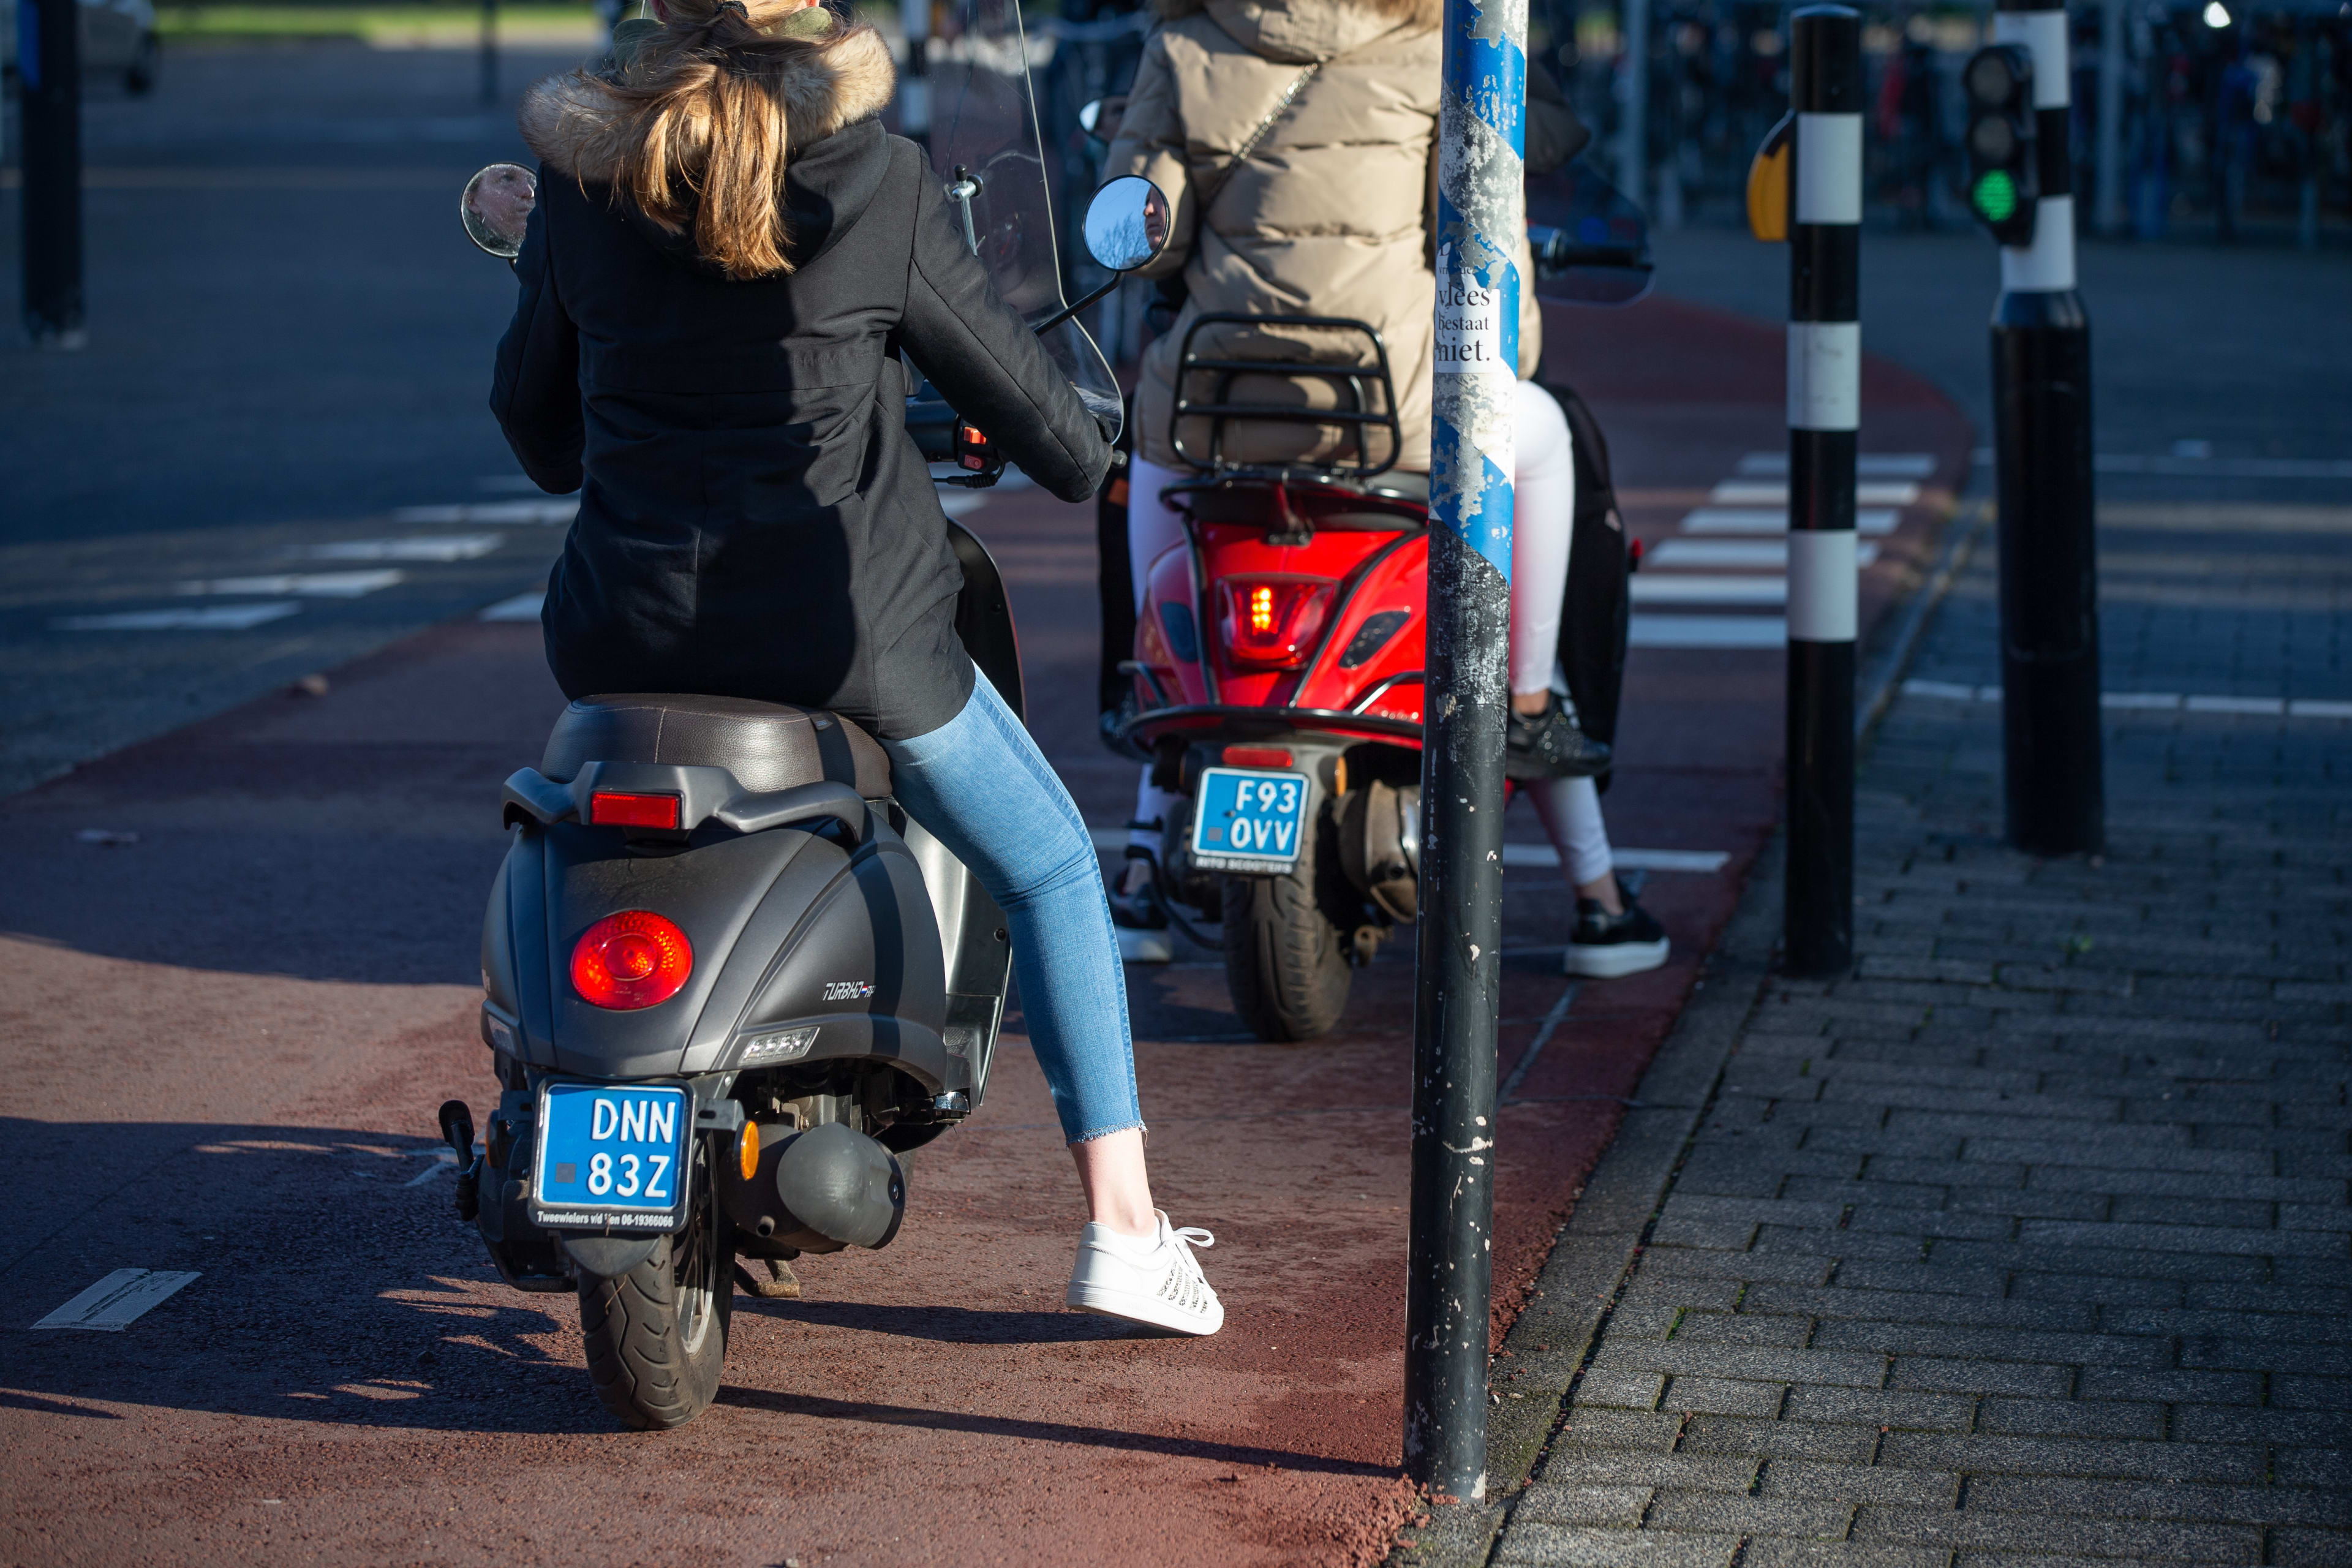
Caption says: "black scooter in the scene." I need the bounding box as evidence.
[441,143,1167,1427]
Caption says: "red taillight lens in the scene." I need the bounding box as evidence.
[589,791,681,829]
[1223,745,1294,769]
[571,911,693,1010]
[1216,576,1336,669]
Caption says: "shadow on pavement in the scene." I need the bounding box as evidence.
[718,1387,1397,1476]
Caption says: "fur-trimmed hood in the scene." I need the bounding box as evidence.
[518,14,896,184]
[1158,0,1442,62]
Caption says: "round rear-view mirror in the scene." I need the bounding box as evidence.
[462,162,539,260]
[1082,175,1172,274]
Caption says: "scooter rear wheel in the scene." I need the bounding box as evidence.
[578,1148,731,1430]
[1221,812,1355,1041]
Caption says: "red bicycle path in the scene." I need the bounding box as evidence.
[0,293,1969,1567]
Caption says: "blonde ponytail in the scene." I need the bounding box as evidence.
[582,0,840,280]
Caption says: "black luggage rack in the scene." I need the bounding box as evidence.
[1168,314,1403,486]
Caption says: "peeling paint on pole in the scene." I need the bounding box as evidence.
[1406,0,1525,1508]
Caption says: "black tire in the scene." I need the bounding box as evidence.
[577,1150,729,1430]
[1221,808,1355,1041]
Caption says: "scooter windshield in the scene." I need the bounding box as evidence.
[927,0,1123,439]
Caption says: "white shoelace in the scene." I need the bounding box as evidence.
[1157,1226,1216,1313]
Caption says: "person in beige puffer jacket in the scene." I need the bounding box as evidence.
[1102,0,1660,971]
[1104,0,1547,474]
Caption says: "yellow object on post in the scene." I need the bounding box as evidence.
[1747,112,1795,241]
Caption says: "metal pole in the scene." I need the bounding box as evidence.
[480,0,499,107]
[1782,6,1859,980]
[899,0,930,146]
[1406,0,1525,1504]
[2094,0,2125,233]
[1992,0,2103,856]
[1616,0,1649,205]
[20,0,86,347]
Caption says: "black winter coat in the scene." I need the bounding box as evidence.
[491,113,1112,741]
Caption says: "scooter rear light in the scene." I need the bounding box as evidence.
[1216,576,1336,669]
[1223,745,1294,770]
[571,911,693,1010]
[589,791,681,829]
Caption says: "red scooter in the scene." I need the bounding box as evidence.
[1112,166,1650,1041]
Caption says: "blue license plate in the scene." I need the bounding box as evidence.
[530,1081,690,1231]
[1191,766,1310,872]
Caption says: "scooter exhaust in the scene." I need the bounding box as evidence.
[720,1120,906,1254]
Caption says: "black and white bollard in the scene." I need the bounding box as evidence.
[1782,5,1860,979]
[1985,0,2105,857]
[19,0,86,347]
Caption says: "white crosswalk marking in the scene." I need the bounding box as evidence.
[1630,575,1789,606]
[1902,679,2352,720]
[1708,480,1921,506]
[1679,508,1899,537]
[478,591,546,622]
[1735,451,1936,478]
[1629,614,1787,649]
[305,535,502,563]
[177,570,403,598]
[394,501,576,526]
[1648,538,1881,569]
[55,603,301,631]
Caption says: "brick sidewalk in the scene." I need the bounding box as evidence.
[1474,505,2352,1566]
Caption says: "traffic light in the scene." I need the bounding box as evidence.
[1962,43,2038,245]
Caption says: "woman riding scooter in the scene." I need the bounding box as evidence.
[1098,0,1666,977]
[491,0,1222,1334]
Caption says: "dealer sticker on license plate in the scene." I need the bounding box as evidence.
[1191,766,1310,873]
[530,1081,691,1231]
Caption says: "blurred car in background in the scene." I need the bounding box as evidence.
[2,0,160,94]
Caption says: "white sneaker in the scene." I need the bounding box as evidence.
[1066,1210,1223,1336]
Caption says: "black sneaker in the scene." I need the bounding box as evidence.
[1562,881,1669,978]
[1506,693,1611,781]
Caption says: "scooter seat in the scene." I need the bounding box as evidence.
[541,694,892,801]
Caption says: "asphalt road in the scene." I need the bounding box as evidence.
[4,36,2342,1568]
[1,42,588,795]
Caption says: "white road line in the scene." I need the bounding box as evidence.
[306,535,502,563]
[394,501,576,526]
[1630,575,1789,606]
[54,603,301,632]
[34,1269,202,1331]
[404,1150,461,1185]
[478,591,546,623]
[1708,480,1921,507]
[1082,827,1727,872]
[1900,679,2351,719]
[1679,508,1900,537]
[1629,614,1787,649]
[2094,455,2352,478]
[1736,452,1937,478]
[1648,538,1880,569]
[178,570,404,598]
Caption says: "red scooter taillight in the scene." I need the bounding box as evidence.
[1215,576,1336,669]
[571,911,693,1009]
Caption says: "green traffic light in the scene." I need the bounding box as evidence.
[1973,170,2019,224]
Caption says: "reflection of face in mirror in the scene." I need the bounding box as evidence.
[462,162,538,259]
[1083,176,1172,273]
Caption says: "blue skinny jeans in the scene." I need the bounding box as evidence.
[881,668,1142,1144]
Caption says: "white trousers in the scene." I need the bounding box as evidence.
[1122,382,1610,891]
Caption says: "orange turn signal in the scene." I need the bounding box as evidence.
[739,1120,761,1182]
